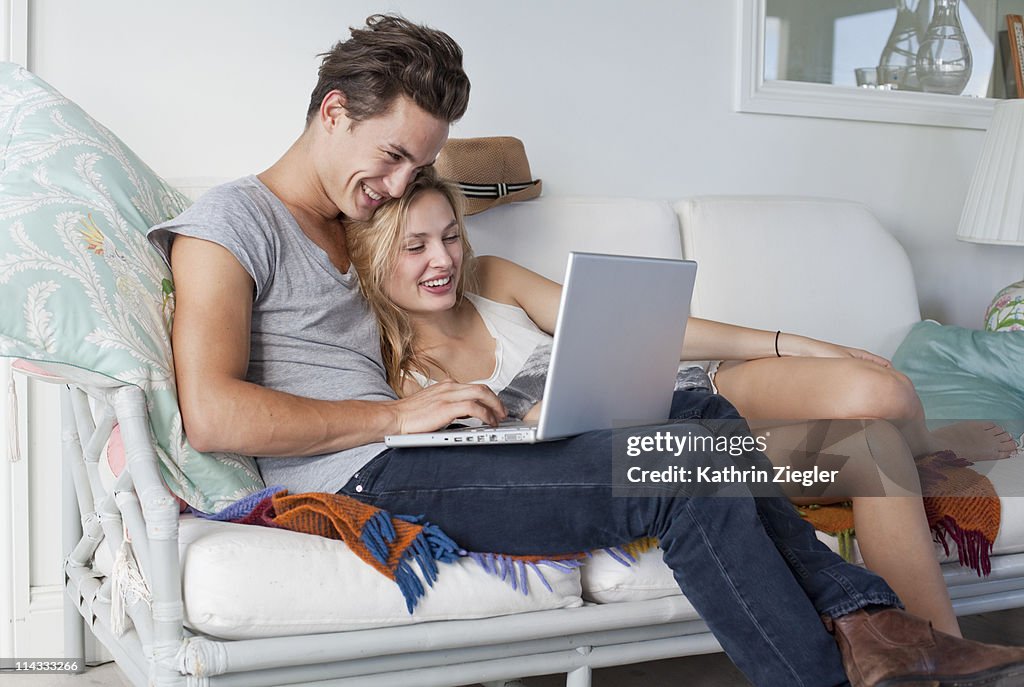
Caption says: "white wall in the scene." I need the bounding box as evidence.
[22,0,1024,326]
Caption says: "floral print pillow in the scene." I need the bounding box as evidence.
[985,281,1024,332]
[0,63,262,512]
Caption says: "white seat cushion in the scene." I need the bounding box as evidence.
[582,548,691,607]
[178,517,583,639]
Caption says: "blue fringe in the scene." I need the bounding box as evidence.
[464,552,585,596]
[391,517,461,613]
[528,562,553,593]
[603,546,637,567]
[359,510,396,565]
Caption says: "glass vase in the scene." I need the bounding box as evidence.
[878,0,924,91]
[916,0,972,95]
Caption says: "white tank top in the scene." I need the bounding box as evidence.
[410,293,553,419]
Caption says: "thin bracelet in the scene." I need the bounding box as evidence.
[775,330,782,357]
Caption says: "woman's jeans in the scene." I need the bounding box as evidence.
[340,390,900,687]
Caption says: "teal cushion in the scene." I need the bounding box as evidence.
[0,63,262,512]
[892,320,1024,439]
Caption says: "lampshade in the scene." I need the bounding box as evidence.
[957,100,1024,246]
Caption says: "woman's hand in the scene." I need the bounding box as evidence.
[781,334,891,367]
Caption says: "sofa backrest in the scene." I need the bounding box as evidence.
[676,196,921,359]
[464,196,683,282]
[169,182,919,359]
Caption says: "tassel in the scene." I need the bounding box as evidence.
[420,522,461,562]
[109,534,151,637]
[394,558,425,613]
[7,367,20,463]
[388,525,462,613]
[359,511,397,565]
[537,558,585,573]
[603,547,635,567]
[528,562,554,593]
[933,516,993,577]
[517,560,529,595]
[465,552,586,597]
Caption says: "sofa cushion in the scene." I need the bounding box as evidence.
[582,548,692,607]
[177,517,584,639]
[0,64,263,512]
[676,196,920,359]
[465,196,683,283]
[893,320,1024,441]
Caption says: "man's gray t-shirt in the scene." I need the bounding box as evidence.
[148,176,393,493]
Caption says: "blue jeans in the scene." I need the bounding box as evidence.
[340,390,899,686]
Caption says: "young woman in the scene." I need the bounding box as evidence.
[346,168,1016,636]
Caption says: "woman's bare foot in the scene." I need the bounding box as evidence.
[928,421,1019,461]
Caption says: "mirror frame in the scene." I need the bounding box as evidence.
[736,0,997,129]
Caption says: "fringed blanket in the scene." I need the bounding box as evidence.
[200,486,587,612]
[799,450,1001,576]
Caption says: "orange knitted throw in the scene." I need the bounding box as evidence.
[210,487,589,608]
[216,488,460,611]
[271,491,445,579]
[800,450,1000,575]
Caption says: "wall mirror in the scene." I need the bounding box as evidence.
[737,0,1024,128]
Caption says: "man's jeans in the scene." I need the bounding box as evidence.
[340,390,900,686]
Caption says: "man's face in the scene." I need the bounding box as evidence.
[321,94,449,221]
[385,190,464,316]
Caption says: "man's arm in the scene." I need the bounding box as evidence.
[170,236,505,455]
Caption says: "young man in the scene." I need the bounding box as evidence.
[149,14,1024,687]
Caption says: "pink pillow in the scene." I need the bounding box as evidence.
[11,359,65,379]
[104,424,188,512]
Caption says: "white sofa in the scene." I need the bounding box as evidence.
[51,192,1024,687]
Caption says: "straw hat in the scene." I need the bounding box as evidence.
[433,136,542,215]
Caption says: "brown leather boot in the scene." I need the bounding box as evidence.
[828,608,1024,687]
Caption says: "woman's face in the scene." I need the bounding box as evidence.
[385,190,464,316]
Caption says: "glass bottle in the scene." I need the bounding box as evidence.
[916,0,972,95]
[878,0,923,91]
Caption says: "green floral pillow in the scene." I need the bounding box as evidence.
[985,281,1024,332]
[0,63,262,512]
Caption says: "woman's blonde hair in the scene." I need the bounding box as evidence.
[346,167,476,394]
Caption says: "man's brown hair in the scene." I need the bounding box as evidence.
[307,14,470,125]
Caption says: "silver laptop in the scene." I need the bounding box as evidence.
[384,252,697,447]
